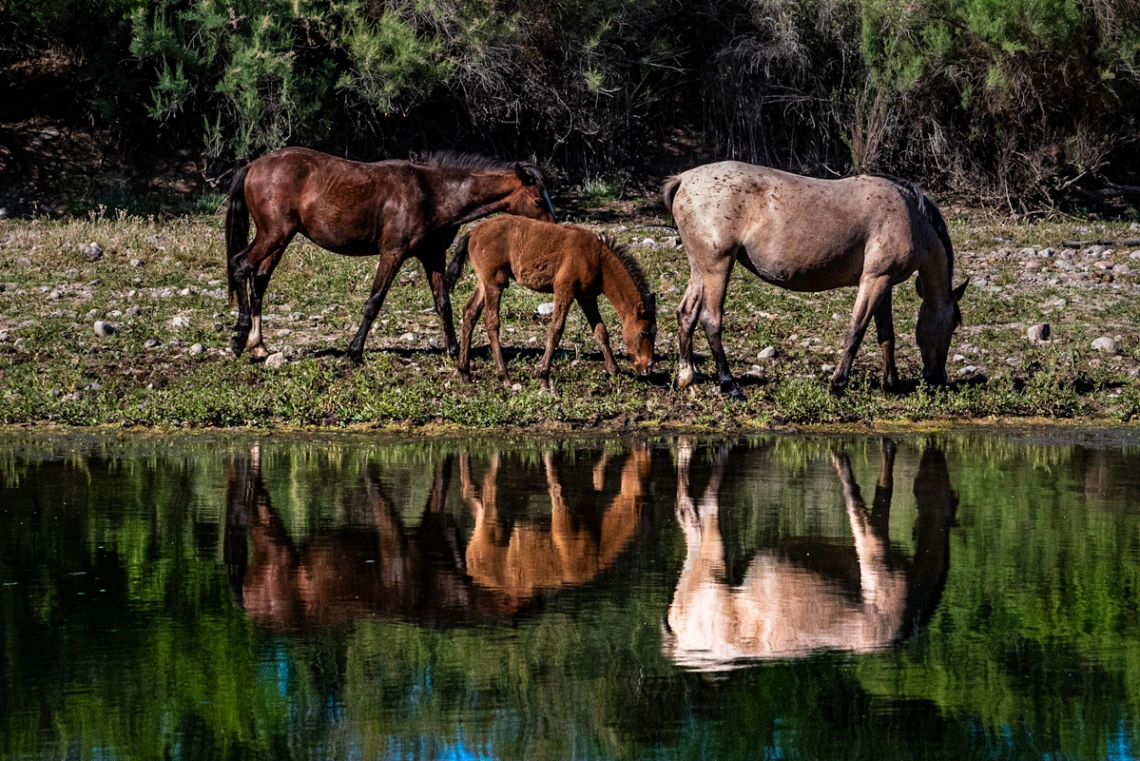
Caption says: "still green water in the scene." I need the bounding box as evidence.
[2,432,1140,760]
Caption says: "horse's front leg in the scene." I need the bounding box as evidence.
[349,249,405,364]
[536,292,573,392]
[576,295,618,374]
[831,274,892,395]
[873,289,899,393]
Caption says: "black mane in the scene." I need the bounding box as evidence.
[599,235,654,315]
[419,151,545,185]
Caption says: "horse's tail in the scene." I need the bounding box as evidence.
[661,174,683,217]
[225,164,251,306]
[874,174,954,284]
[444,232,471,293]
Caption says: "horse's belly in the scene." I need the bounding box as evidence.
[742,248,863,292]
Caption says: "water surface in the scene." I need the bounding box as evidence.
[3,432,1140,760]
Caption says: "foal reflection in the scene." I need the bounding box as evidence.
[663,440,956,670]
[462,445,652,606]
[224,444,652,631]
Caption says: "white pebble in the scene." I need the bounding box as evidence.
[265,352,287,368]
[93,321,114,337]
[188,343,204,355]
[536,302,556,316]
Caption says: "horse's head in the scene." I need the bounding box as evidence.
[915,276,968,385]
[623,293,657,376]
[503,163,555,222]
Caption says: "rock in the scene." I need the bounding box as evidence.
[85,382,102,391]
[663,236,681,249]
[1064,273,1088,282]
[1085,245,1106,256]
[639,238,658,249]
[290,312,304,322]
[276,328,292,337]
[750,364,763,375]
[47,290,60,300]
[511,383,523,392]
[1038,248,1054,257]
[1027,323,1050,342]
[129,258,144,268]
[50,388,61,398]
[1114,264,1131,274]
[758,346,778,360]
[0,208,7,218]
[821,363,836,373]
[1095,260,1114,270]
[144,339,159,348]
[170,315,190,329]
[1025,260,1041,270]
[126,306,141,317]
[1092,336,1120,354]
[1130,250,1140,260]
[1019,247,1037,257]
[79,242,103,261]
[93,321,114,337]
[108,310,122,318]
[952,354,966,363]
[86,308,99,319]
[170,337,183,346]
[188,343,204,355]
[16,257,31,266]
[428,337,440,348]
[265,352,287,368]
[399,332,416,342]
[179,287,191,296]
[536,302,556,316]
[960,365,977,375]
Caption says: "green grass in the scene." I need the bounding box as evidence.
[1,210,1140,430]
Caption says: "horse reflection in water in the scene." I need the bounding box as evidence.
[461,446,651,607]
[224,445,651,631]
[663,440,956,670]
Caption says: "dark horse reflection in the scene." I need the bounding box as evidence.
[224,445,651,631]
[662,440,957,670]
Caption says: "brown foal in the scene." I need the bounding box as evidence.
[444,216,657,390]
[224,147,555,363]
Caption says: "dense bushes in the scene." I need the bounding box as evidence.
[4,0,1140,206]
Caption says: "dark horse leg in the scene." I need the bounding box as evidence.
[231,231,293,358]
[416,227,460,357]
[831,274,892,395]
[874,289,900,393]
[348,250,406,364]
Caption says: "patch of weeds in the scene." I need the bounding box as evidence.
[578,173,629,204]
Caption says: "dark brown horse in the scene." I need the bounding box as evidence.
[444,216,656,390]
[225,147,555,363]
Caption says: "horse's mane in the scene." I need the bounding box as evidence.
[419,151,545,184]
[871,174,954,287]
[599,235,654,315]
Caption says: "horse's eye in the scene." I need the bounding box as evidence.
[535,197,544,206]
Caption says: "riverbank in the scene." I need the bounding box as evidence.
[2,210,1140,429]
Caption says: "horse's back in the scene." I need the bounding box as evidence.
[471,216,601,293]
[672,161,929,290]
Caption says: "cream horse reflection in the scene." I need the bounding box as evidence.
[663,440,955,670]
[461,446,652,606]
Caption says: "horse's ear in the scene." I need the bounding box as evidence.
[952,278,970,302]
[914,274,925,299]
[514,163,537,186]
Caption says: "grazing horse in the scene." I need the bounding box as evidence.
[662,440,956,670]
[225,147,555,363]
[444,216,656,390]
[662,162,968,397]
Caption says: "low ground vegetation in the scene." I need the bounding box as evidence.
[2,206,1140,430]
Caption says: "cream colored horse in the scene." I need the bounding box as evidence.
[663,441,955,670]
[663,162,968,397]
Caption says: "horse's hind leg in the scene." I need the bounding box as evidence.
[675,263,705,388]
[458,283,486,382]
[831,274,892,395]
[696,261,741,399]
[245,239,291,359]
[482,284,511,388]
[577,295,618,374]
[873,289,900,393]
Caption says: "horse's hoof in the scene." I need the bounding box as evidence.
[721,383,745,401]
[248,345,270,360]
[458,371,472,383]
[348,351,364,366]
[882,377,900,394]
[829,380,848,396]
[447,344,459,358]
[676,366,695,389]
